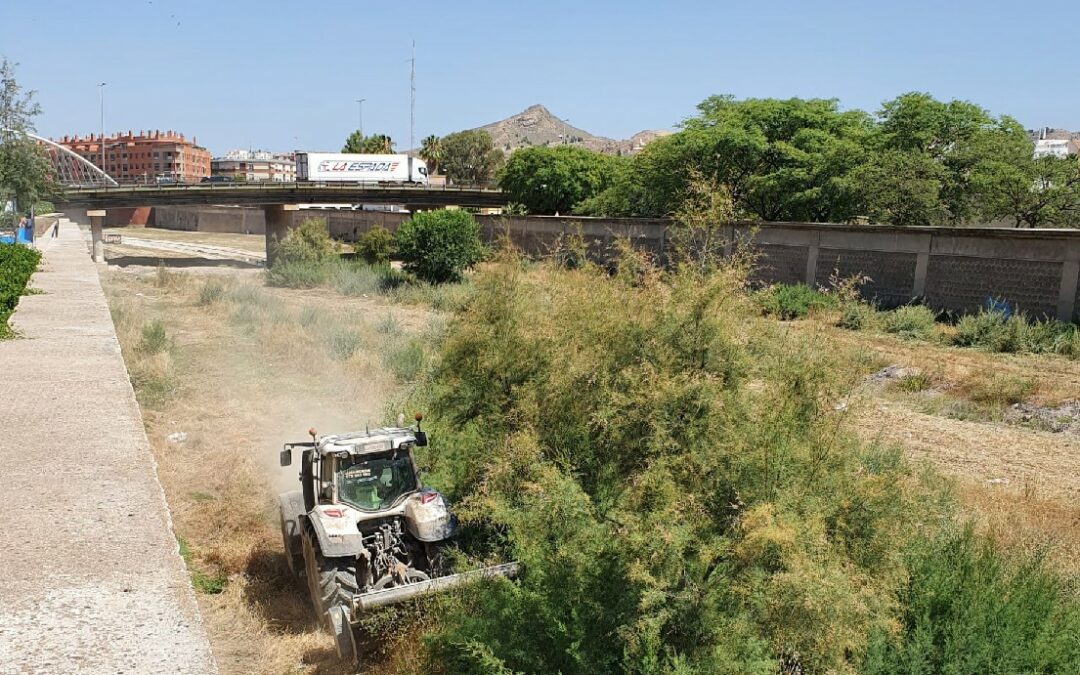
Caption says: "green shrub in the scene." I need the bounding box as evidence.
[130,362,179,410]
[356,226,395,265]
[299,305,322,328]
[266,258,330,288]
[376,313,399,334]
[757,283,835,320]
[862,527,1080,674]
[389,280,474,312]
[0,243,41,338]
[325,325,363,361]
[267,218,338,287]
[954,309,1080,358]
[837,301,880,331]
[227,283,271,307]
[395,210,486,284]
[882,305,937,340]
[407,254,950,674]
[196,279,226,306]
[331,261,382,296]
[271,217,336,265]
[384,337,427,382]
[138,319,170,354]
[893,370,934,392]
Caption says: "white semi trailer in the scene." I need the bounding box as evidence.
[295,152,428,184]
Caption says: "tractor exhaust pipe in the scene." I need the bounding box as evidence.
[353,562,519,612]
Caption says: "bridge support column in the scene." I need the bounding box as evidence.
[88,209,107,263]
[264,204,300,267]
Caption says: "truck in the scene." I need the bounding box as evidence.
[295,152,428,184]
[277,417,517,663]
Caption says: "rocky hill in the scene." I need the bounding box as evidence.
[475,104,669,155]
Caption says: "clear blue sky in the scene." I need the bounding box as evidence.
[5,0,1076,155]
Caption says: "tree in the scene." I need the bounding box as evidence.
[0,58,58,211]
[599,97,872,221]
[419,134,443,175]
[972,156,1080,227]
[342,131,394,154]
[394,209,486,283]
[439,130,503,184]
[851,150,948,226]
[498,146,621,214]
[871,93,1033,224]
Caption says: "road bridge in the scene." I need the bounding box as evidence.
[57,182,507,264]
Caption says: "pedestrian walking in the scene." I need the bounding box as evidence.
[52,219,59,237]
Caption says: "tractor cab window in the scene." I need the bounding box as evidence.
[336,453,418,511]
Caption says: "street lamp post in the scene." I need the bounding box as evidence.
[97,82,107,171]
[356,98,365,139]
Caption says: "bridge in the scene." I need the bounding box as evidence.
[60,182,507,209]
[57,182,507,264]
[13,131,508,263]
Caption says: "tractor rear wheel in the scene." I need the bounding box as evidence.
[301,529,359,626]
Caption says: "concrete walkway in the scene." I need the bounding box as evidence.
[0,225,217,673]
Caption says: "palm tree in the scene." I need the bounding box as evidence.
[419,134,442,175]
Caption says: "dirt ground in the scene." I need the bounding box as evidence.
[106,226,267,253]
[791,315,1080,573]
[101,257,433,675]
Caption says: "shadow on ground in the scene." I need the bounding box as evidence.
[242,544,319,634]
[105,255,263,269]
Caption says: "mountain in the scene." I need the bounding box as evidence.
[474,104,670,155]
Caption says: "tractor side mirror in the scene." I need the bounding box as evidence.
[279,446,293,467]
[414,431,428,447]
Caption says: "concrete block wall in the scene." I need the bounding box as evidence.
[137,204,1080,323]
[152,206,266,234]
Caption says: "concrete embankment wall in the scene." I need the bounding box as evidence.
[69,202,1080,322]
[299,212,1080,322]
[152,205,266,234]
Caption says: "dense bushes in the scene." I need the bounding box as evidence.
[266,217,339,289]
[862,527,1080,674]
[395,210,486,284]
[882,305,937,340]
[409,251,959,674]
[0,242,41,337]
[356,226,395,265]
[757,283,835,320]
[953,309,1080,357]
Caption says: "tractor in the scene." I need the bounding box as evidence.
[277,415,517,663]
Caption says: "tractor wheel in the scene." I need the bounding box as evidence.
[301,529,359,628]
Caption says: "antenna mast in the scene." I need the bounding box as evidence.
[409,40,416,151]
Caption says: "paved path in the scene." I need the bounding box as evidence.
[0,226,217,674]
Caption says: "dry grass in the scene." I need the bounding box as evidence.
[103,265,435,675]
[786,314,1080,567]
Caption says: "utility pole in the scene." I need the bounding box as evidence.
[355,98,365,138]
[409,40,415,151]
[98,82,107,172]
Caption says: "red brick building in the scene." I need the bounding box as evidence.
[56,130,211,184]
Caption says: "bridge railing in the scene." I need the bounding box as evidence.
[67,180,502,193]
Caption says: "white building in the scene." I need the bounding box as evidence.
[1033,138,1079,160]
